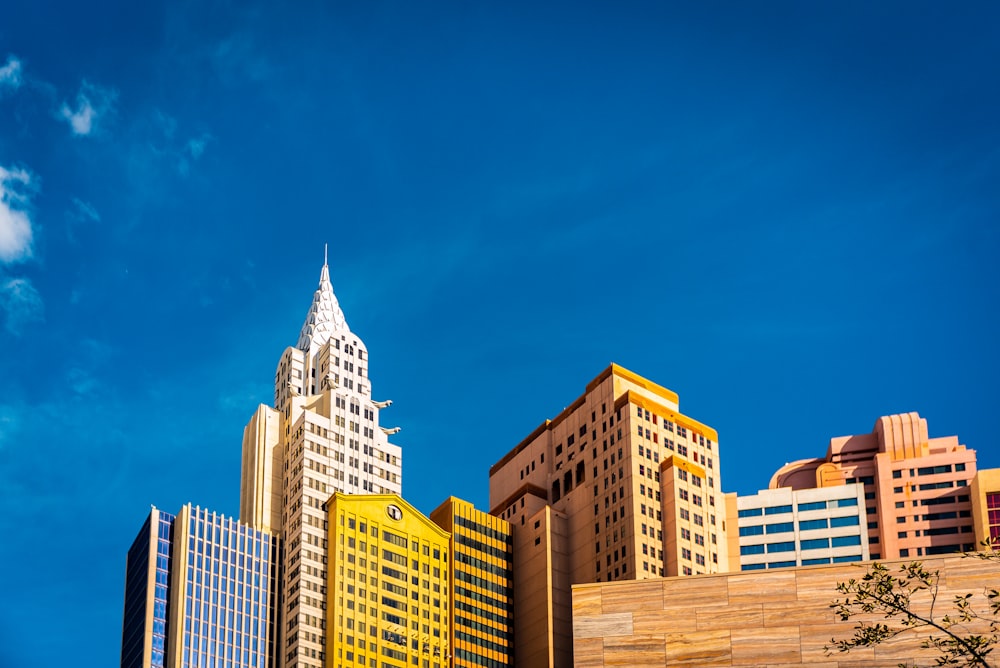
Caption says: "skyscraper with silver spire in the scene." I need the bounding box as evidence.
[240,251,402,668]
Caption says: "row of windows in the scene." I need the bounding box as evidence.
[738,497,858,519]
[635,405,713,449]
[453,515,511,545]
[739,515,859,536]
[740,534,861,555]
[891,463,968,478]
[741,554,862,571]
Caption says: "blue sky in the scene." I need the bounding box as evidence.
[1,1,998,665]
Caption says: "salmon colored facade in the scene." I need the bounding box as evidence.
[770,412,977,560]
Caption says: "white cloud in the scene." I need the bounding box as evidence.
[59,81,116,137]
[0,55,22,91]
[0,166,34,264]
[0,277,43,335]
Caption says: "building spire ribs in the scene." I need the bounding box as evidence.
[296,250,349,352]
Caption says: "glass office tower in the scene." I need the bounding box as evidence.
[120,504,278,668]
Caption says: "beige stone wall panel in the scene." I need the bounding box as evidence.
[661,629,732,666]
[602,636,665,665]
[727,571,797,604]
[601,580,664,614]
[695,603,763,631]
[730,626,801,664]
[573,555,1000,667]
[573,637,605,668]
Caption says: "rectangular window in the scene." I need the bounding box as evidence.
[799,518,828,531]
[764,505,793,515]
[830,516,860,528]
[832,554,862,563]
[801,538,830,550]
[920,481,955,491]
[917,465,952,476]
[766,541,795,553]
[797,501,827,512]
[765,522,793,534]
[831,535,862,548]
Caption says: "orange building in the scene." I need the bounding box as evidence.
[771,412,977,559]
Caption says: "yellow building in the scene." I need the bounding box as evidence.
[430,497,513,668]
[488,364,729,666]
[971,467,1000,548]
[326,494,450,668]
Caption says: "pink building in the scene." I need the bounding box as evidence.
[770,412,977,559]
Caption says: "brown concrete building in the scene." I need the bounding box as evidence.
[572,554,1000,667]
[489,364,729,666]
[770,412,978,560]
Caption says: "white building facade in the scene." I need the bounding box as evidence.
[240,255,402,668]
[735,484,869,571]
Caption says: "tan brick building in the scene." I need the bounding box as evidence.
[489,364,729,666]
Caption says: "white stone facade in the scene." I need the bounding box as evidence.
[240,257,402,668]
[735,484,870,571]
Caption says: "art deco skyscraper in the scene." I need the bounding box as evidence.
[240,255,402,668]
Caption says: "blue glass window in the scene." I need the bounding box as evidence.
[800,538,830,550]
[797,501,827,512]
[799,518,828,531]
[802,557,831,565]
[833,554,862,563]
[830,515,859,527]
[766,522,794,534]
[766,541,795,553]
[831,535,862,547]
[764,505,793,515]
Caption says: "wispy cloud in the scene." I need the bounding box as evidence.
[0,55,22,92]
[58,81,117,136]
[178,133,212,175]
[65,197,100,244]
[0,277,44,335]
[70,197,100,223]
[186,134,210,159]
[0,165,35,264]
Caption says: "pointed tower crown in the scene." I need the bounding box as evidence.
[296,249,350,352]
